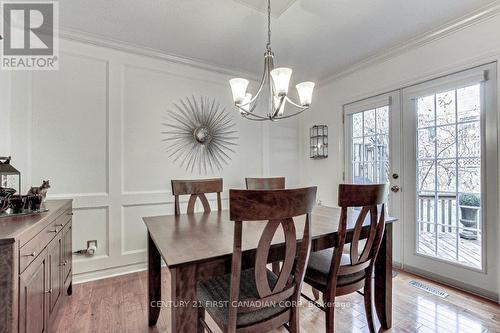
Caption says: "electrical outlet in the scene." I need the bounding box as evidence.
[87,240,97,248]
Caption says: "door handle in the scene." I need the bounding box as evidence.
[391,185,400,193]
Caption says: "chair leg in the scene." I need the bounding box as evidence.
[312,287,320,301]
[325,301,335,333]
[363,278,376,333]
[198,307,205,333]
[272,261,281,275]
[289,307,300,333]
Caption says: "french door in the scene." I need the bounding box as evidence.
[402,63,497,294]
[344,91,403,263]
[344,64,498,295]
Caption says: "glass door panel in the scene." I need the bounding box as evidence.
[350,106,390,185]
[415,84,482,269]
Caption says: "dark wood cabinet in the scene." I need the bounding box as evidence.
[47,232,62,318]
[0,200,72,333]
[62,222,72,291]
[18,248,48,333]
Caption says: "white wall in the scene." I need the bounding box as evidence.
[0,72,10,155]
[8,38,300,282]
[299,14,500,300]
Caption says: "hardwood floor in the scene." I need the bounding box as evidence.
[52,269,500,333]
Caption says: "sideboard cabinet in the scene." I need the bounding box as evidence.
[0,200,73,333]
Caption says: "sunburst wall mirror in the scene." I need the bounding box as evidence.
[162,96,238,174]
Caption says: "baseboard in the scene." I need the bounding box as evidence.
[72,262,148,284]
[401,264,499,303]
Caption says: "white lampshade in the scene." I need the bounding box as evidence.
[240,93,252,114]
[274,96,285,116]
[270,67,292,95]
[229,78,249,104]
[296,82,315,106]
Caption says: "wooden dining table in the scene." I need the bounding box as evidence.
[143,205,397,333]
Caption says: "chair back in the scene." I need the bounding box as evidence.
[335,184,389,279]
[171,178,223,215]
[228,187,317,329]
[245,177,285,190]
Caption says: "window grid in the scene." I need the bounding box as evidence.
[416,84,482,269]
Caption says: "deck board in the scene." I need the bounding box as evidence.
[418,231,481,268]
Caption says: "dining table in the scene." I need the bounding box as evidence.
[143,205,397,333]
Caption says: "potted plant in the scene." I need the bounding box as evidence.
[459,193,480,240]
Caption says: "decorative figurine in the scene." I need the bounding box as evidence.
[27,180,51,202]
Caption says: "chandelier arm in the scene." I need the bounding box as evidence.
[284,96,309,109]
[236,105,272,120]
[237,55,271,108]
[273,106,310,120]
[270,95,286,119]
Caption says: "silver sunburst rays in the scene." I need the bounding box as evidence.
[162,96,238,174]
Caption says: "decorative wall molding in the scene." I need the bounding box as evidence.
[59,28,260,82]
[319,2,500,85]
[9,32,299,285]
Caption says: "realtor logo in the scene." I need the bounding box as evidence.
[1,1,59,70]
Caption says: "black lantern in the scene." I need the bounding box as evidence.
[0,157,21,194]
[310,125,328,159]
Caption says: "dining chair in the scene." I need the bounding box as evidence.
[171,178,223,215]
[302,183,388,333]
[197,187,317,333]
[245,176,286,275]
[245,177,285,190]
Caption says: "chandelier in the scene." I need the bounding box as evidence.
[229,0,315,121]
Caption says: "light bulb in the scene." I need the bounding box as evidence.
[229,78,249,104]
[270,67,292,96]
[296,82,315,106]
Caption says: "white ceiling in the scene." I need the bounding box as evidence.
[233,0,298,17]
[59,0,497,82]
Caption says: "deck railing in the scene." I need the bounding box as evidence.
[417,194,481,234]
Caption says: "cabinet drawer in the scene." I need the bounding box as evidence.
[19,222,59,273]
[53,208,72,230]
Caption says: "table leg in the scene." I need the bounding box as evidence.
[148,232,161,326]
[171,264,198,333]
[374,223,392,329]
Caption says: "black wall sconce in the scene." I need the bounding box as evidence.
[310,125,328,159]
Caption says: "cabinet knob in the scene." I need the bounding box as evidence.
[50,229,59,233]
[24,251,36,257]
[67,212,74,216]
[56,223,64,227]
[45,288,53,294]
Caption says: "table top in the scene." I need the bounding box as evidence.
[143,205,397,269]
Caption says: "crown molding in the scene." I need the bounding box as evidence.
[318,1,500,86]
[58,28,261,82]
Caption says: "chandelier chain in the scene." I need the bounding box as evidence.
[229,0,314,121]
[266,0,271,50]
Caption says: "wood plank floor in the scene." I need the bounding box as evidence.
[52,269,500,333]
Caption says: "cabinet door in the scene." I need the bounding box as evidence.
[62,222,72,285]
[19,248,48,333]
[47,233,62,316]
